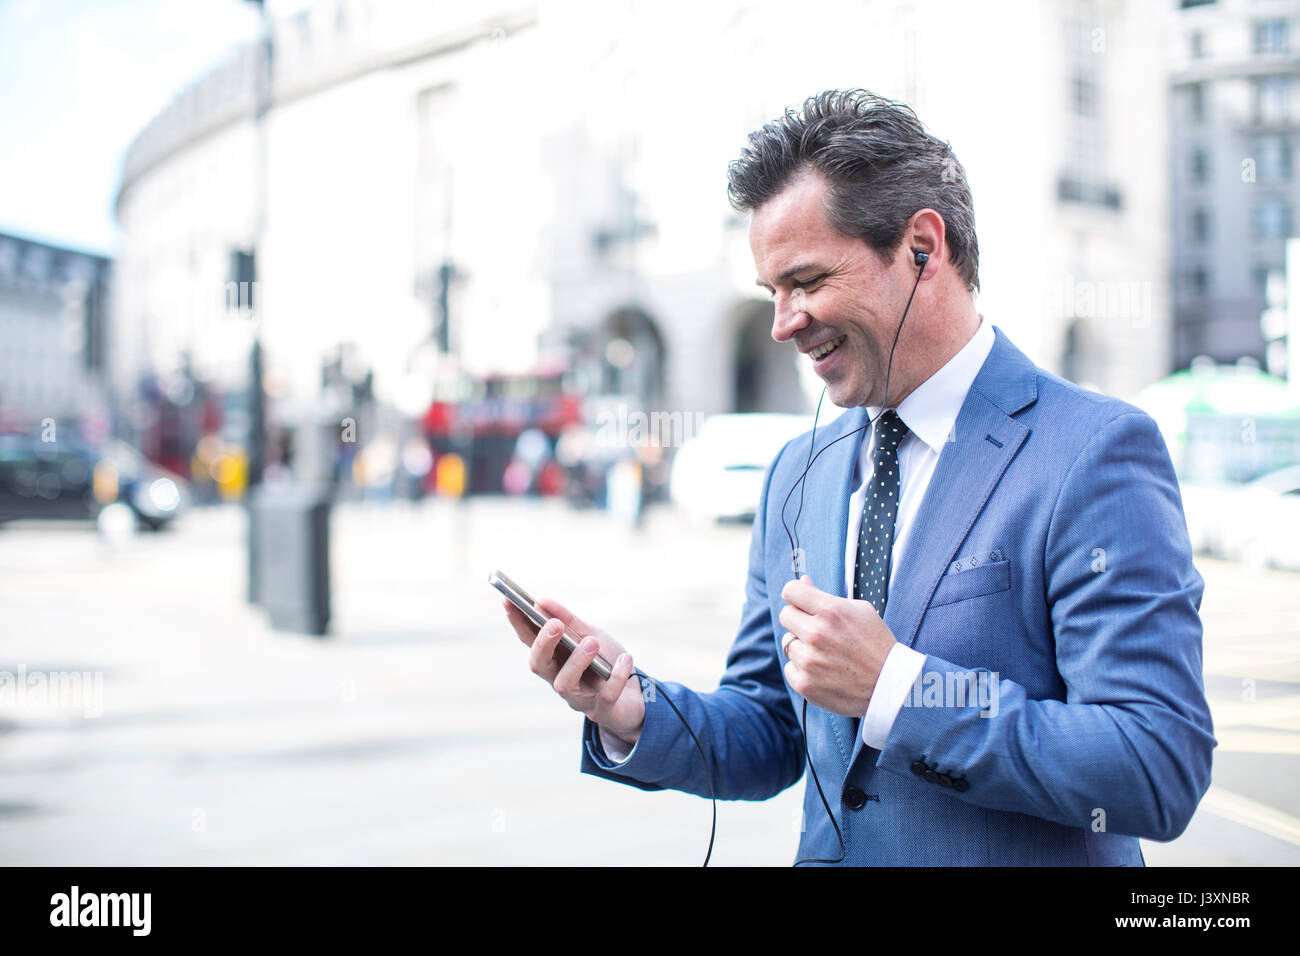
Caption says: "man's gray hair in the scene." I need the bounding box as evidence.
[727,89,979,293]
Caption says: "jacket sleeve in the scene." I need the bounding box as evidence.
[875,411,1217,841]
[579,442,806,800]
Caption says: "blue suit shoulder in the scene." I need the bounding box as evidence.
[991,358,1173,468]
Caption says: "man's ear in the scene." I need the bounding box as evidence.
[906,208,946,272]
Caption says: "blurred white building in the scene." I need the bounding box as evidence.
[1168,0,1300,371]
[113,0,1174,445]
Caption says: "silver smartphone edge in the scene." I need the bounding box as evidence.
[490,569,614,681]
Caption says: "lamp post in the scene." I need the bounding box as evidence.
[244,0,272,602]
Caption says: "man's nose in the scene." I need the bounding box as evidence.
[771,289,811,343]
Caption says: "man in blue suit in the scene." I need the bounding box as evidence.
[504,90,1215,865]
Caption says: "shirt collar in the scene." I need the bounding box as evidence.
[866,316,995,455]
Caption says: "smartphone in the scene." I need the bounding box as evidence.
[490,569,613,681]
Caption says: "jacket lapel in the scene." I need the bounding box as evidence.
[846,328,1038,773]
[792,404,867,600]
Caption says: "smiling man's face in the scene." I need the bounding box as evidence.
[751,167,917,409]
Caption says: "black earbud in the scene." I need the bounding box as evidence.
[914,250,929,266]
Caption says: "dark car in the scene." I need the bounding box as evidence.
[0,432,187,530]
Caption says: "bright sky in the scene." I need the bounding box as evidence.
[0,0,289,256]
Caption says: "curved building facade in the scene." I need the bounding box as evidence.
[114,0,1174,462]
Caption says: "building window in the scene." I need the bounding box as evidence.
[1254,137,1292,180]
[1253,199,1292,238]
[1254,19,1289,55]
[1189,268,1209,297]
[1057,176,1123,209]
[1179,0,1216,8]
[1188,82,1206,123]
[1190,147,1209,182]
[1192,208,1211,244]
[1189,30,1205,58]
[1072,73,1098,117]
[1252,265,1274,296]
[1254,76,1290,124]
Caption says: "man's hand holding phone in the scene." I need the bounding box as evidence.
[502,596,645,747]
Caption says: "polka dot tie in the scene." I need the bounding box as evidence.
[853,410,909,614]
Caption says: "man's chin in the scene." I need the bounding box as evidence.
[821,379,867,409]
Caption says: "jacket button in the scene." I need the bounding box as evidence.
[910,759,928,776]
[923,767,939,784]
[843,787,867,811]
[952,778,969,793]
[937,773,953,788]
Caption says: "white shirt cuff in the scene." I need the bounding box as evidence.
[861,643,926,750]
[597,723,637,764]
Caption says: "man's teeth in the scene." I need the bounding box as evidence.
[810,336,846,360]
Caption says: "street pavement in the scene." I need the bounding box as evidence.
[0,496,1297,866]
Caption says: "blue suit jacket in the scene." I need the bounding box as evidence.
[581,326,1216,865]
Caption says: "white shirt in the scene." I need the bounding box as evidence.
[599,316,996,762]
[852,315,994,748]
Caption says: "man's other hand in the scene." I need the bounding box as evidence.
[503,596,645,746]
[779,575,898,716]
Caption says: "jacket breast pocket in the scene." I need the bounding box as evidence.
[929,558,1011,608]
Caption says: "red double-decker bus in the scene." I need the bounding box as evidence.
[420,367,583,495]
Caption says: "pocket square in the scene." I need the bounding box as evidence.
[948,548,1005,575]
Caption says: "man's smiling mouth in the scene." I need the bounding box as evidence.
[808,335,847,360]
